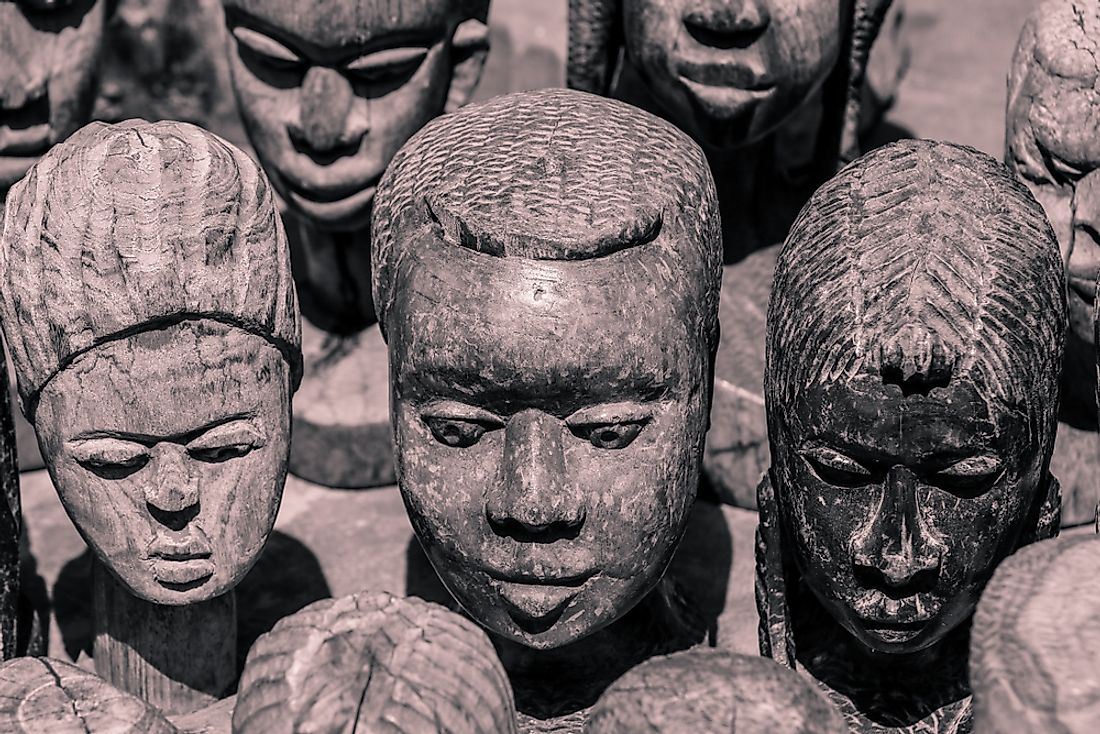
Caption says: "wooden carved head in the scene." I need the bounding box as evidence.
[0,120,302,605]
[221,0,492,231]
[764,140,1065,656]
[372,88,722,650]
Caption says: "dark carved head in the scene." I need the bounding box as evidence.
[765,140,1065,656]
[970,534,1100,734]
[0,120,302,606]
[0,0,111,200]
[1007,0,1100,346]
[568,0,891,156]
[221,0,491,232]
[372,88,722,650]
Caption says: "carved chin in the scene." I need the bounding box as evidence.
[281,182,377,230]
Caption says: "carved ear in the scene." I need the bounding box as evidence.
[1020,472,1061,546]
[568,0,623,95]
[445,18,491,114]
[755,471,795,668]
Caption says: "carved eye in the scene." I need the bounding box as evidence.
[188,444,255,464]
[801,447,874,487]
[423,417,498,448]
[931,455,1003,496]
[77,454,150,481]
[187,421,265,464]
[344,46,428,85]
[232,26,304,73]
[569,421,646,450]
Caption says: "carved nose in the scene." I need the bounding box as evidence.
[683,1,771,48]
[288,66,368,154]
[852,468,944,589]
[145,447,200,531]
[486,409,586,541]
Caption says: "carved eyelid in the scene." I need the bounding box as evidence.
[187,421,266,450]
[800,446,872,475]
[232,26,301,63]
[421,401,504,426]
[345,46,429,73]
[937,454,1002,478]
[565,402,654,427]
[67,437,148,464]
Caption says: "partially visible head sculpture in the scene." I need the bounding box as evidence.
[764,140,1065,657]
[0,0,111,199]
[373,88,722,650]
[585,649,847,733]
[0,120,302,606]
[221,0,491,231]
[1006,0,1100,345]
[970,535,1100,734]
[569,0,891,157]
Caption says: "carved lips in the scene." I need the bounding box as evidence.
[489,570,596,633]
[148,529,215,588]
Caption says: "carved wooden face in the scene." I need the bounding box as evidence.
[35,321,292,605]
[772,374,1044,655]
[387,237,708,650]
[0,0,106,198]
[222,0,480,231]
[622,0,847,149]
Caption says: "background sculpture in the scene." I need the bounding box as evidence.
[759,140,1065,732]
[221,0,491,488]
[0,119,301,714]
[372,88,724,727]
[568,0,897,509]
[969,534,1100,734]
[233,591,518,734]
[1005,0,1100,527]
[585,649,847,734]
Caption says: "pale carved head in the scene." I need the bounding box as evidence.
[764,140,1065,656]
[1007,0,1100,346]
[0,0,110,200]
[372,89,722,650]
[221,0,491,232]
[0,120,302,606]
[569,0,890,156]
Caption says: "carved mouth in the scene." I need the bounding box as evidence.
[858,617,929,644]
[677,59,772,91]
[279,173,379,225]
[489,570,595,634]
[151,557,215,588]
[1068,276,1096,305]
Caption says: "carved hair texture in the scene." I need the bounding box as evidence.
[0,119,302,417]
[766,140,1066,446]
[970,535,1100,733]
[372,88,722,351]
[232,591,517,734]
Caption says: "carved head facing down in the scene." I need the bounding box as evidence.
[0,120,302,606]
[1007,0,1100,347]
[0,0,111,199]
[763,140,1065,660]
[373,88,722,650]
[569,0,891,157]
[221,0,491,232]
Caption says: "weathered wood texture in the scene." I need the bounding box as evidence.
[970,534,1100,734]
[221,0,491,488]
[0,119,302,714]
[1005,0,1100,527]
[94,561,236,716]
[585,649,847,734]
[233,591,517,734]
[372,88,723,727]
[0,656,178,733]
[759,140,1065,732]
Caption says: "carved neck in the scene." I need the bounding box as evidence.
[1059,329,1098,429]
[491,577,704,722]
[614,61,834,263]
[92,560,237,715]
[286,212,376,334]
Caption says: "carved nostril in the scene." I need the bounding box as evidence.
[291,66,360,154]
[146,502,200,532]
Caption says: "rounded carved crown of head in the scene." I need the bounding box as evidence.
[764,139,1066,656]
[371,87,722,650]
[0,119,302,605]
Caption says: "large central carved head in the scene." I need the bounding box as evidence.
[765,140,1065,656]
[222,0,490,232]
[1007,0,1100,346]
[0,0,110,199]
[0,120,302,606]
[373,88,722,649]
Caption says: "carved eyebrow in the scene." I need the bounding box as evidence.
[420,401,504,425]
[67,413,257,446]
[565,402,655,426]
[186,419,266,449]
[66,437,148,463]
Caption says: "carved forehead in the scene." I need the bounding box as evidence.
[221,0,484,44]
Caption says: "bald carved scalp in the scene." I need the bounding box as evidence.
[584,649,846,734]
[232,591,518,734]
[766,139,1066,446]
[371,87,722,350]
[0,119,302,418]
[970,535,1100,734]
[0,657,178,734]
